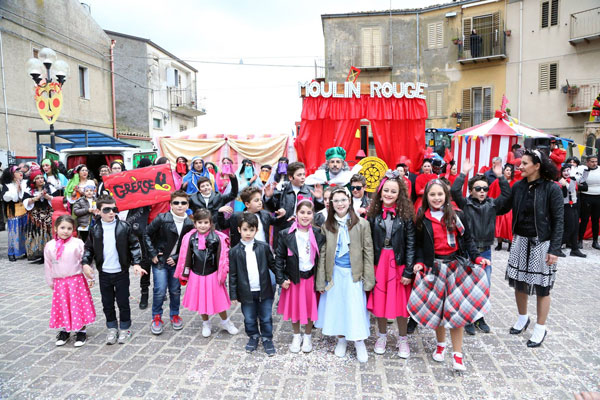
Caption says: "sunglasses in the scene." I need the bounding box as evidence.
[473,186,489,192]
[172,201,188,206]
[101,207,119,214]
[350,186,364,191]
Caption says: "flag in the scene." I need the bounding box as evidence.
[578,144,585,157]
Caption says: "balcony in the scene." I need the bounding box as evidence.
[570,7,600,45]
[457,28,507,64]
[169,88,205,117]
[349,45,393,70]
[566,82,600,116]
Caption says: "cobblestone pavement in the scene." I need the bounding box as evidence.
[0,231,599,400]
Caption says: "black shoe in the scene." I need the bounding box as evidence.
[55,331,70,346]
[464,323,476,335]
[8,255,16,262]
[592,241,600,250]
[262,339,276,356]
[556,250,567,258]
[570,249,587,258]
[509,318,530,335]
[474,317,491,333]
[507,243,512,252]
[74,332,87,347]
[526,330,547,348]
[495,242,502,251]
[32,258,44,264]
[407,317,418,334]
[245,336,259,353]
[577,240,583,249]
[139,292,149,310]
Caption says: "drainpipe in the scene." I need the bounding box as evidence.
[517,1,523,120]
[416,12,420,81]
[0,26,11,151]
[110,39,117,138]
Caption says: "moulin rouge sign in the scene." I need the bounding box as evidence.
[298,81,428,99]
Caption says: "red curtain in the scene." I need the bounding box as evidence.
[297,96,428,174]
[370,119,426,173]
[104,154,122,166]
[67,155,86,170]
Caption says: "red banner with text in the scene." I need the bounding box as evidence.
[103,164,175,210]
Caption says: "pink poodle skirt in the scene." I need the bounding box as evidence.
[50,273,96,332]
[182,270,231,315]
[367,248,412,319]
[277,275,318,324]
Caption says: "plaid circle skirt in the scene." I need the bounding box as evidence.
[408,258,490,329]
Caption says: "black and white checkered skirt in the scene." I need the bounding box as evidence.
[505,235,557,296]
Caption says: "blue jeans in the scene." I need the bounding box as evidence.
[479,247,492,287]
[152,263,181,318]
[240,292,274,340]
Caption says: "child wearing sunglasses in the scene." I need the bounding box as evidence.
[143,190,195,335]
[82,195,145,345]
[450,159,511,336]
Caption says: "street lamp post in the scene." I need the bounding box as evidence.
[26,48,69,150]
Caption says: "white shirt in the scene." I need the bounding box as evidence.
[101,220,121,273]
[241,239,260,291]
[431,210,444,221]
[202,194,211,205]
[170,211,187,255]
[296,229,312,272]
[584,167,600,196]
[352,197,363,214]
[255,215,266,243]
[292,185,301,216]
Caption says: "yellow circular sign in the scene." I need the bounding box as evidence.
[358,157,388,192]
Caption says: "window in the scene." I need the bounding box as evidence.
[179,124,187,132]
[32,48,39,58]
[428,90,443,118]
[153,118,162,129]
[361,27,382,67]
[428,22,443,49]
[461,87,492,128]
[541,0,559,28]
[78,66,89,99]
[539,62,558,91]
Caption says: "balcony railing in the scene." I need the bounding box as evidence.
[570,7,600,44]
[457,29,506,63]
[350,45,393,69]
[566,82,600,115]
[169,88,205,117]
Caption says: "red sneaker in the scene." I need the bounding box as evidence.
[453,352,466,371]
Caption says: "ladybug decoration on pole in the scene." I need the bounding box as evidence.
[26,48,70,149]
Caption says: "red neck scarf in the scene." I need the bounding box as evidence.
[55,235,72,260]
[382,206,396,219]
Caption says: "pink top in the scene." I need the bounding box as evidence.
[44,238,85,288]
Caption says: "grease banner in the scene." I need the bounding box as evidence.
[103,164,175,210]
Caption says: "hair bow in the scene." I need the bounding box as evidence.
[296,194,313,204]
[377,169,401,193]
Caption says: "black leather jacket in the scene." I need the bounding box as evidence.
[144,212,194,266]
[264,182,323,229]
[275,227,326,285]
[506,178,564,256]
[189,177,238,224]
[82,218,142,272]
[451,173,511,248]
[181,231,223,277]
[415,210,479,269]
[369,214,416,278]
[229,241,276,303]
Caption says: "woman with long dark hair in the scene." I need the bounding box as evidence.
[41,159,67,193]
[505,149,563,347]
[64,165,95,203]
[1,166,27,261]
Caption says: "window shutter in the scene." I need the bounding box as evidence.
[549,63,558,90]
[483,87,492,121]
[463,18,472,51]
[361,28,373,67]
[428,23,436,49]
[539,63,549,91]
[372,28,382,66]
[462,88,471,128]
[436,90,443,117]
[551,0,559,26]
[436,23,443,48]
[541,1,549,28]
[492,12,501,45]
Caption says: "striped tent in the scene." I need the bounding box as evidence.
[451,113,552,182]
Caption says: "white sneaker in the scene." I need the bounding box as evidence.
[432,344,446,362]
[202,321,212,337]
[373,335,387,354]
[355,340,368,363]
[106,328,118,345]
[334,338,347,358]
[289,334,302,353]
[452,352,466,371]
[397,336,410,359]
[220,319,239,335]
[301,335,313,353]
[118,330,132,344]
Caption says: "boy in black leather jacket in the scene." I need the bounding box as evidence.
[82,195,144,345]
[229,212,277,355]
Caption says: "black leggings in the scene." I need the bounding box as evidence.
[579,194,600,241]
[563,204,579,248]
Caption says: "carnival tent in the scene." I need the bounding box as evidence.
[451,110,553,180]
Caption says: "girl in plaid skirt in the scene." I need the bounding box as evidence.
[408,180,491,371]
[366,170,416,358]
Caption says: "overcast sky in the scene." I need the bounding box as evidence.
[86,0,447,136]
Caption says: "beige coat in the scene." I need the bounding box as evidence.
[315,218,375,292]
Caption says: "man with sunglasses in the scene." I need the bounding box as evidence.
[143,190,195,335]
[451,159,511,336]
[350,174,370,218]
[82,195,144,345]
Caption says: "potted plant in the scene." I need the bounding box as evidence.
[568,85,579,95]
[452,37,460,45]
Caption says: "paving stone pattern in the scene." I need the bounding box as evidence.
[0,232,599,399]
